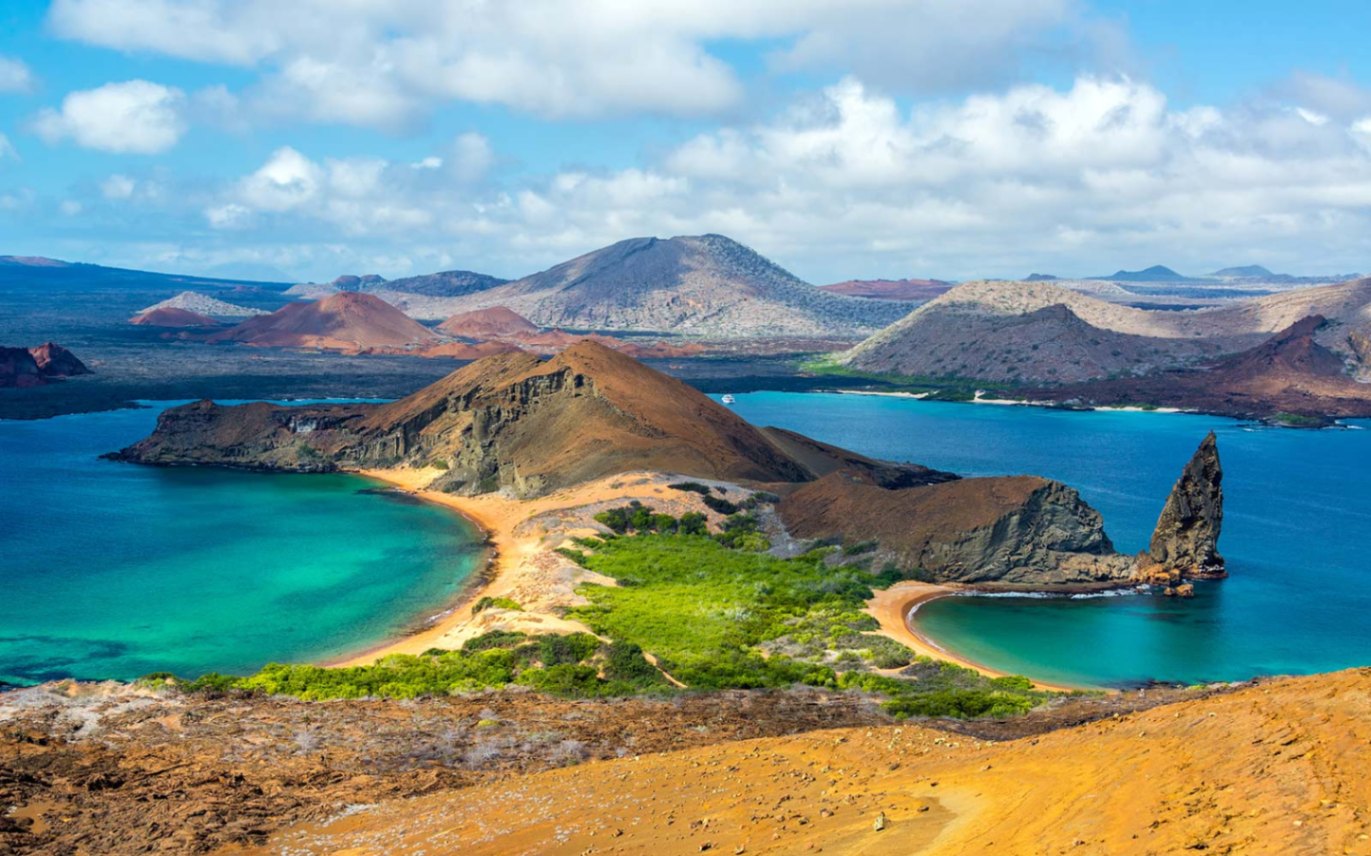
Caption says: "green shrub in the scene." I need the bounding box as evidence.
[472,596,523,614]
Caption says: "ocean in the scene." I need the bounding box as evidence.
[724,391,1371,687]
[0,403,483,685]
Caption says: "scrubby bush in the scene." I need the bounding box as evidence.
[472,596,523,614]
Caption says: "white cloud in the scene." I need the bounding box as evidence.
[195,74,1371,280]
[450,132,494,184]
[100,174,136,199]
[59,200,83,216]
[0,133,16,161]
[31,80,187,154]
[46,0,1114,126]
[0,56,35,93]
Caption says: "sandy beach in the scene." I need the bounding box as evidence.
[330,467,752,666]
[332,467,1094,693]
[866,581,1087,693]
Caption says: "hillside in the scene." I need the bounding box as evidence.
[840,296,1223,382]
[115,341,815,494]
[261,668,1371,855]
[129,306,223,327]
[1040,315,1371,420]
[436,306,538,339]
[818,278,953,301]
[839,277,1371,384]
[209,292,439,351]
[136,291,265,319]
[423,234,913,337]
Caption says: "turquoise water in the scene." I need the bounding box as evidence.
[724,392,1371,688]
[0,404,483,686]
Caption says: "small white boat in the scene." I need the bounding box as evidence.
[721,394,736,405]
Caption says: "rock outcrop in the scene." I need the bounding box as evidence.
[1143,432,1225,582]
[0,343,90,388]
[778,470,1132,585]
[114,341,819,496]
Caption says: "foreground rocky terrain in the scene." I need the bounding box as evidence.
[237,669,1371,855]
[0,677,1253,855]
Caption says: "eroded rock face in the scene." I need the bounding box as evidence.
[1145,432,1225,581]
[778,471,1134,585]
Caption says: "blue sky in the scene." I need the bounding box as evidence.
[2,1,1370,283]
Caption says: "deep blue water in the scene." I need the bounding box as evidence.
[723,392,1371,687]
[0,404,483,686]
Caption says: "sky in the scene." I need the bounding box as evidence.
[2,1,1371,284]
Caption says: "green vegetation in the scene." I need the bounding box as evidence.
[567,532,1048,717]
[170,506,1049,719]
[472,595,523,614]
[166,630,670,700]
[1269,411,1327,428]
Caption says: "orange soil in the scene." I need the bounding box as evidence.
[248,667,1371,855]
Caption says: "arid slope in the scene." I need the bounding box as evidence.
[210,292,439,351]
[426,234,912,337]
[254,668,1371,856]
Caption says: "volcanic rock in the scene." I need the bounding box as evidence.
[1147,432,1225,580]
[129,306,223,327]
[209,292,439,351]
[27,343,90,377]
[437,306,539,340]
[778,470,1132,584]
[425,234,912,337]
[1,343,90,387]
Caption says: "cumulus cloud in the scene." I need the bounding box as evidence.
[196,74,1371,280]
[0,56,35,93]
[31,80,187,153]
[46,0,1114,126]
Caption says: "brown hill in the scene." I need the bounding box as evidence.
[818,277,952,301]
[425,234,913,338]
[116,341,817,495]
[210,292,440,351]
[1040,315,1371,420]
[129,306,223,327]
[436,306,539,339]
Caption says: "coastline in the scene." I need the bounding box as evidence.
[326,468,734,666]
[330,467,1105,695]
[866,581,1097,694]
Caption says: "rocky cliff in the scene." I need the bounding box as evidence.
[778,471,1132,585]
[114,341,820,496]
[1143,432,1225,582]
